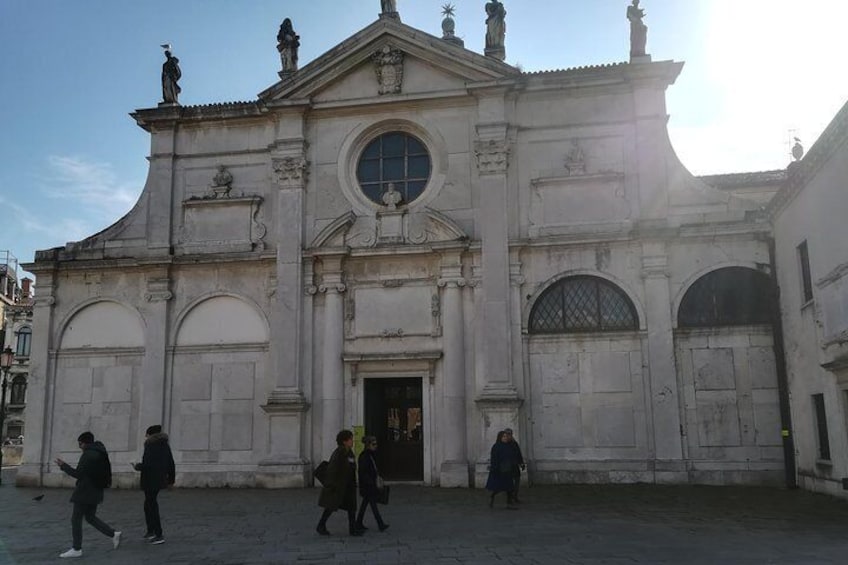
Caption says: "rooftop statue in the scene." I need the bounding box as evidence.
[484,0,506,60]
[160,46,181,105]
[381,0,399,18]
[627,0,648,58]
[277,18,300,74]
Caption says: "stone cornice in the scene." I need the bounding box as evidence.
[131,101,265,131]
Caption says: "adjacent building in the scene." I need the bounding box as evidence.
[770,102,848,500]
[20,10,794,489]
[0,251,32,448]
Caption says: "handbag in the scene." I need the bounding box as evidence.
[314,460,329,486]
[372,456,389,504]
[377,484,391,505]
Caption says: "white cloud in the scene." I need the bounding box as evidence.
[42,155,140,218]
[0,195,91,243]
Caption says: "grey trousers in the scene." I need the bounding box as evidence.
[71,503,115,550]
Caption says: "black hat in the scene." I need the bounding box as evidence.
[146,425,163,436]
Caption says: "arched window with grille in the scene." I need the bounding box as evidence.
[10,375,26,405]
[678,267,773,328]
[15,326,32,357]
[529,276,638,334]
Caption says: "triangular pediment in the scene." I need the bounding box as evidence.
[259,18,518,102]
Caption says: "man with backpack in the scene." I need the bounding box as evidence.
[133,424,176,545]
[55,431,121,558]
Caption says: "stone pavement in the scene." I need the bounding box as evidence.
[1,468,848,564]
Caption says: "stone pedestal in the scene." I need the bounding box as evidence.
[473,395,523,488]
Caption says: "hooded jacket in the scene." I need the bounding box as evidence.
[135,432,176,491]
[59,441,110,505]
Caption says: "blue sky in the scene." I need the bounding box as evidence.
[1,0,847,279]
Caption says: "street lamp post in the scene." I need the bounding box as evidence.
[0,346,14,486]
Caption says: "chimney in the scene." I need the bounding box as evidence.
[21,277,32,300]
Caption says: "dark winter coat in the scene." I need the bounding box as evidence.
[135,432,176,491]
[59,441,110,505]
[485,441,516,493]
[357,450,381,501]
[318,446,357,512]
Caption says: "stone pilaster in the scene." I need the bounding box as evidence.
[438,251,469,487]
[474,127,518,401]
[16,269,57,487]
[146,114,180,252]
[641,243,684,474]
[139,269,172,434]
[319,255,346,459]
[259,122,312,486]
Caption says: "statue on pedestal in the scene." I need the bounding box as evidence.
[277,18,300,74]
[161,46,181,105]
[627,0,648,58]
[484,1,506,60]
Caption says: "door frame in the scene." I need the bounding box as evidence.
[346,361,435,485]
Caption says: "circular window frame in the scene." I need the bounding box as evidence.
[338,118,448,216]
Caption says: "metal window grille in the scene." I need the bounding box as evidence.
[529,276,637,334]
[357,132,431,206]
[678,267,773,328]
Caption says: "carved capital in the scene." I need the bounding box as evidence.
[318,283,347,294]
[272,156,309,188]
[34,295,56,308]
[437,277,467,289]
[145,277,173,303]
[304,285,319,296]
[474,139,510,175]
[641,255,670,279]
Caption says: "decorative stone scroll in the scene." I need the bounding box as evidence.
[474,139,510,175]
[372,45,405,95]
[272,156,309,188]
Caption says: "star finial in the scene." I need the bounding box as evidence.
[441,3,455,17]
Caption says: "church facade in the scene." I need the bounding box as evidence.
[19,11,788,489]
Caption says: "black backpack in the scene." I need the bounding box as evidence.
[95,451,113,489]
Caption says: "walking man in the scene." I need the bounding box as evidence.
[55,431,121,558]
[504,428,525,503]
[133,425,176,545]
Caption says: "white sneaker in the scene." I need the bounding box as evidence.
[59,548,83,558]
[112,531,122,550]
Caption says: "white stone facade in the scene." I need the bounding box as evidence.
[771,102,848,500]
[20,18,787,488]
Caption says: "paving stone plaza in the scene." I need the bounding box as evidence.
[2,470,847,564]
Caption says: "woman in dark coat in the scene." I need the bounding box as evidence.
[354,436,389,532]
[316,429,362,536]
[486,430,518,509]
[133,425,175,544]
